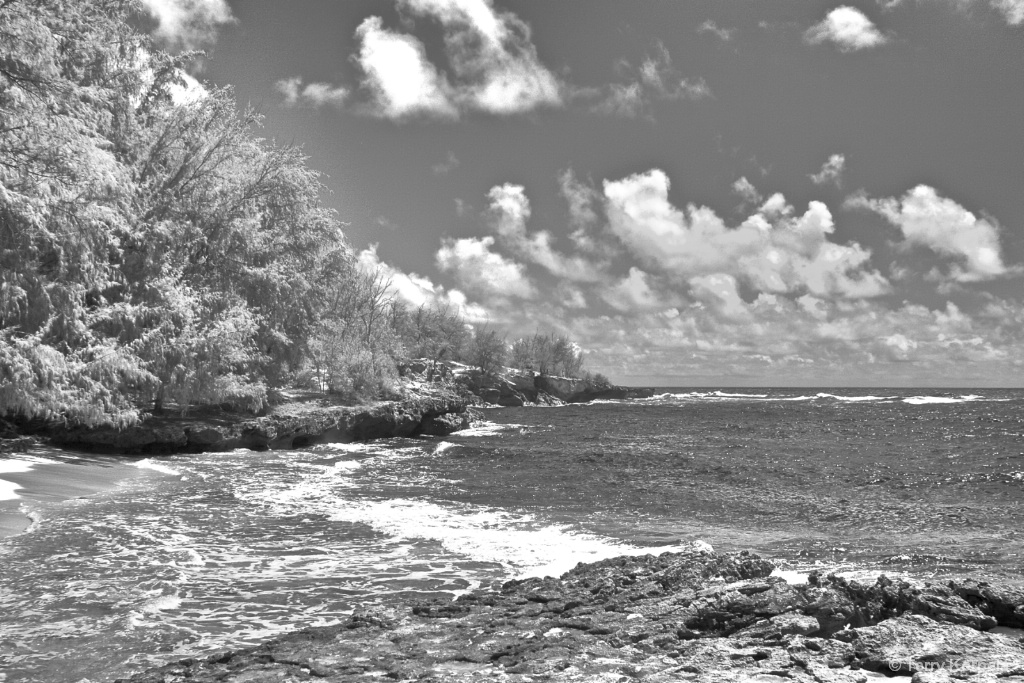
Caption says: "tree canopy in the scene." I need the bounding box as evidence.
[0,0,598,427]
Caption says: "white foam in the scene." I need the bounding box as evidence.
[456,422,524,437]
[903,395,967,405]
[433,442,455,455]
[713,391,768,398]
[331,459,364,471]
[816,393,895,402]
[135,459,182,476]
[324,497,691,579]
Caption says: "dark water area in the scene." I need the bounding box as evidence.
[1,388,1022,681]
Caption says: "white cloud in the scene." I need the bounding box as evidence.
[357,245,489,321]
[486,184,604,281]
[810,153,847,186]
[732,177,763,205]
[991,0,1024,23]
[697,20,736,41]
[275,77,351,109]
[804,7,889,51]
[600,268,680,312]
[354,16,458,120]
[139,0,235,50]
[586,43,711,118]
[400,0,562,115]
[846,185,1010,282]
[435,235,536,299]
[603,169,890,299]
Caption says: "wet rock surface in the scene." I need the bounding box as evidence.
[119,545,1024,682]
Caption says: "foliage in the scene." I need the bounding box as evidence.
[508,333,585,377]
[0,0,357,424]
[468,327,507,375]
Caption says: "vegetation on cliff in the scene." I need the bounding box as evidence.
[0,0,603,428]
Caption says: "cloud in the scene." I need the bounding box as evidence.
[846,185,1010,282]
[810,154,847,186]
[354,16,459,120]
[357,245,488,321]
[139,0,235,50]
[804,7,889,51]
[992,0,1024,23]
[435,235,536,299]
[275,77,351,109]
[732,177,763,205]
[586,43,711,118]
[697,20,736,41]
[604,169,890,299]
[400,0,563,115]
[559,169,602,251]
[601,268,680,312]
[431,151,461,175]
[880,0,1024,25]
[486,184,604,281]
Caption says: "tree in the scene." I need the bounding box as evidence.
[469,328,507,375]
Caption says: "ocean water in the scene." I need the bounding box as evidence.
[1,388,1022,681]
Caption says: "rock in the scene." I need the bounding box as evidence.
[117,547,1024,683]
[420,411,466,436]
[40,394,472,455]
[838,613,1024,677]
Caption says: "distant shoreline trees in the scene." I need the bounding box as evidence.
[0,0,600,427]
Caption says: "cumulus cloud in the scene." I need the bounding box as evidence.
[436,235,536,299]
[804,7,889,51]
[400,0,563,115]
[486,184,604,281]
[810,154,847,186]
[354,16,459,120]
[139,0,235,50]
[275,77,351,109]
[586,43,711,118]
[604,169,890,300]
[601,268,681,312]
[846,185,1010,282]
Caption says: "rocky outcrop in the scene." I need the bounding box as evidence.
[451,364,655,407]
[118,546,1024,683]
[39,393,473,455]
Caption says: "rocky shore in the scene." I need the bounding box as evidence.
[118,543,1024,682]
[1,363,653,455]
[1,390,474,455]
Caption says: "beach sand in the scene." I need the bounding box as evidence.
[0,452,145,539]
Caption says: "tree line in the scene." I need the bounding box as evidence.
[0,0,598,428]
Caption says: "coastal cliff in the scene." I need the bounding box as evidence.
[119,544,1024,682]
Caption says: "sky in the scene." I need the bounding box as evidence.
[140,0,1023,387]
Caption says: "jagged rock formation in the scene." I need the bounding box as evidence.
[118,545,1024,682]
[27,393,473,455]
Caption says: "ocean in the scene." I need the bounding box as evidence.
[1,388,1022,682]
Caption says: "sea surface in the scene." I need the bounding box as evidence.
[1,388,1023,682]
